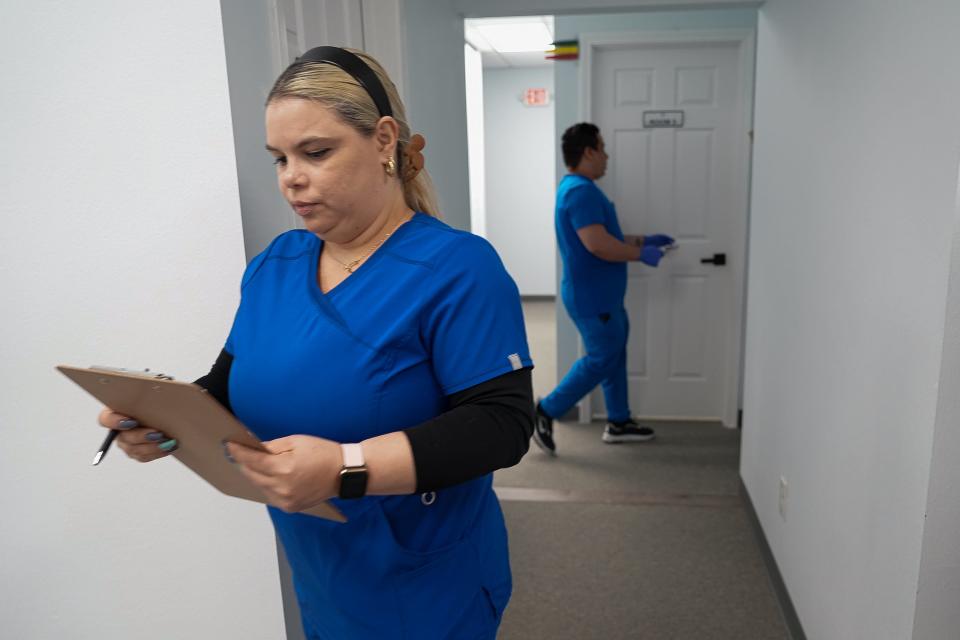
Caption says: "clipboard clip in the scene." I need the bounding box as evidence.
[89,366,175,381]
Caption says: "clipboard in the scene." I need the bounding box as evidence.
[57,364,346,523]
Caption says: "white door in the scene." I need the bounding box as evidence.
[586,36,752,426]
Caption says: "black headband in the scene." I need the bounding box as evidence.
[293,46,393,118]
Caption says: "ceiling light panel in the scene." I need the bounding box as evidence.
[474,21,553,53]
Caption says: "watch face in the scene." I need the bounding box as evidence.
[339,468,368,500]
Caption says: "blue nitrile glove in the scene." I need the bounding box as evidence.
[638,246,664,267]
[643,234,675,248]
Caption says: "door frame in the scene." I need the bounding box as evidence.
[576,28,756,429]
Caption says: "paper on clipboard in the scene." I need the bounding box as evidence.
[57,364,345,523]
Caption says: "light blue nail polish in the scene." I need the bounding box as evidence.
[221,439,236,463]
[158,439,178,452]
[118,419,139,429]
[145,432,166,442]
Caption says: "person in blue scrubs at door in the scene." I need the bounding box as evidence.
[96,47,534,639]
[532,123,674,456]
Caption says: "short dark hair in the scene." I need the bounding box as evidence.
[561,122,600,169]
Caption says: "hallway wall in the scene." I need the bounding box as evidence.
[483,66,557,295]
[0,2,285,638]
[741,0,960,637]
[221,0,298,261]
[403,0,471,230]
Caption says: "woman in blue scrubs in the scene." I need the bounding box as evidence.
[98,47,534,639]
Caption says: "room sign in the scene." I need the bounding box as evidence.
[643,110,685,128]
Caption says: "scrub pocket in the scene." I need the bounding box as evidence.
[374,503,499,639]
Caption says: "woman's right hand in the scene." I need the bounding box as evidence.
[98,408,178,462]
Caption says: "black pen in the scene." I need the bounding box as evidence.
[92,429,119,466]
[86,367,173,466]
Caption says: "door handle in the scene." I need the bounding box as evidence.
[701,253,727,266]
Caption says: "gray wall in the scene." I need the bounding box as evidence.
[1,2,285,637]
[741,0,960,637]
[221,0,300,261]
[402,0,471,230]
[483,67,557,296]
[915,170,960,637]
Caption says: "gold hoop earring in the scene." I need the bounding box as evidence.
[385,156,397,177]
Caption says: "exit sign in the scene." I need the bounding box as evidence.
[522,88,550,107]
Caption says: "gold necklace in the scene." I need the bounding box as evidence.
[331,217,408,273]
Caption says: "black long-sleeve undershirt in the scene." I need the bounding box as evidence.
[193,349,533,493]
[193,348,234,411]
[405,365,533,492]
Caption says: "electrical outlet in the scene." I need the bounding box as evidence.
[779,476,788,521]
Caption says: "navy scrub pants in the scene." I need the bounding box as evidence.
[541,307,631,423]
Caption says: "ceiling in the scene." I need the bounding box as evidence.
[465,16,556,69]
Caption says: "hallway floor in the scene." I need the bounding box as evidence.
[493,300,788,639]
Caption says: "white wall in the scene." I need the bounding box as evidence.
[0,3,285,639]
[483,67,556,296]
[465,44,487,238]
[741,1,960,637]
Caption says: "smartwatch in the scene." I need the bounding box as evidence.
[338,443,368,499]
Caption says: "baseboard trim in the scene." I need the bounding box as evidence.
[740,479,807,640]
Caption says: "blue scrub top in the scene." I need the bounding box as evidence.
[555,174,627,317]
[223,212,532,640]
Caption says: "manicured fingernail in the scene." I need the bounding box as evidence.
[118,419,139,429]
[221,439,235,463]
[145,431,166,442]
[158,439,178,452]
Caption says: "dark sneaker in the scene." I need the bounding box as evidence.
[532,402,557,456]
[602,419,655,443]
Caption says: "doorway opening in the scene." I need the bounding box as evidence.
[463,16,558,299]
[463,15,560,403]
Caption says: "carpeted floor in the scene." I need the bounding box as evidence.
[491,301,789,640]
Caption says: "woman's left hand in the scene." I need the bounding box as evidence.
[225,435,342,513]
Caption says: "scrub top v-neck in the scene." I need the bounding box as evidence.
[223,212,532,639]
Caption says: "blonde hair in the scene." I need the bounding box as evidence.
[267,49,439,218]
